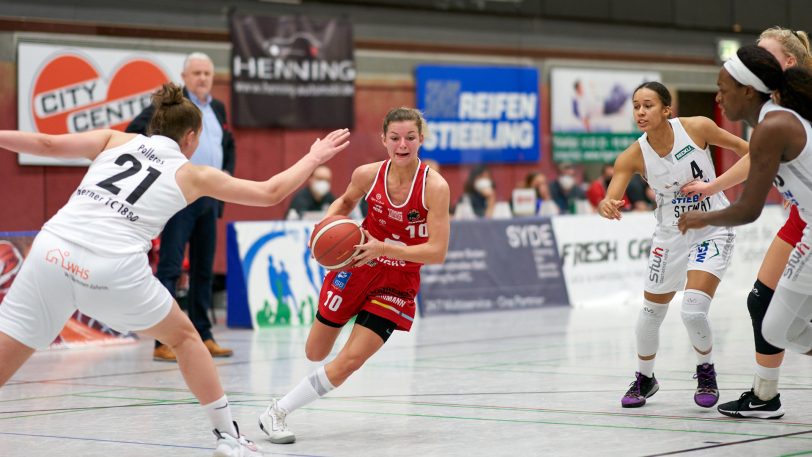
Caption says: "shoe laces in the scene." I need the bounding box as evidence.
[693,364,717,391]
[271,402,289,431]
[625,372,644,397]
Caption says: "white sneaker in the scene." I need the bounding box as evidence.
[213,422,261,457]
[258,398,296,444]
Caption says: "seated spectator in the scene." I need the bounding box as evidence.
[287,165,335,219]
[530,172,561,216]
[586,163,630,211]
[457,165,495,218]
[549,162,586,214]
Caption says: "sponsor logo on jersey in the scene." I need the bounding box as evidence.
[388,208,403,222]
[378,218,387,225]
[374,193,383,202]
[784,242,811,281]
[376,294,408,307]
[332,271,351,290]
[675,145,695,160]
[407,209,421,222]
[45,248,90,280]
[648,246,668,283]
[695,240,719,263]
[372,204,383,213]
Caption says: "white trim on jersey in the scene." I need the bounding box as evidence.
[384,158,422,209]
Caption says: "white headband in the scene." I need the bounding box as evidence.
[724,53,772,94]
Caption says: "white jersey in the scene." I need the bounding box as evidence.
[639,118,730,228]
[760,101,812,224]
[43,135,188,255]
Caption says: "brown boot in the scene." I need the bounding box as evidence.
[204,339,234,358]
[153,344,177,362]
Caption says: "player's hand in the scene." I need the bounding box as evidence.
[308,129,351,163]
[598,198,625,220]
[677,212,708,234]
[680,179,712,199]
[352,229,385,267]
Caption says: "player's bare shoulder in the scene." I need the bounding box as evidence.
[351,161,384,188]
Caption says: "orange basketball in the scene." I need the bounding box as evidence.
[310,216,365,270]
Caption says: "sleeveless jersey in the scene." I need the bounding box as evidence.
[639,118,730,228]
[363,160,430,272]
[760,101,812,225]
[43,135,189,255]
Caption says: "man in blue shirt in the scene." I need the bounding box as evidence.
[127,52,235,361]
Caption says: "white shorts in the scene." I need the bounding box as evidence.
[0,230,173,349]
[644,225,735,294]
[777,225,812,294]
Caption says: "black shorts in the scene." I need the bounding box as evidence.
[316,309,397,343]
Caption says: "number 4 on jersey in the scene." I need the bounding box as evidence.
[690,160,704,180]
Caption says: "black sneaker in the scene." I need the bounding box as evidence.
[621,372,659,408]
[717,389,784,419]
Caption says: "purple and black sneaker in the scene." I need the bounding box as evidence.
[621,372,659,408]
[693,363,719,408]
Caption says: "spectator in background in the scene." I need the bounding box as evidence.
[127,52,235,362]
[586,164,630,212]
[518,172,559,216]
[286,165,336,219]
[549,162,586,214]
[457,165,496,218]
[627,174,656,211]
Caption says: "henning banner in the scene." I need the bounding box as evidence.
[551,68,660,163]
[230,14,355,129]
[17,42,185,166]
[416,65,539,164]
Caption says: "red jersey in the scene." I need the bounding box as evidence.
[362,160,430,273]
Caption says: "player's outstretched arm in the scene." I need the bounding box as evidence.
[598,143,640,220]
[681,116,750,197]
[0,129,129,160]
[181,128,350,207]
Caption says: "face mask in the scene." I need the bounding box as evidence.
[474,178,493,193]
[311,179,330,198]
[558,175,575,191]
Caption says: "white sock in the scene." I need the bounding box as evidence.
[753,364,780,401]
[638,358,655,378]
[202,394,237,438]
[278,366,336,413]
[697,351,713,365]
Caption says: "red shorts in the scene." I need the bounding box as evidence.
[777,205,807,246]
[318,263,420,332]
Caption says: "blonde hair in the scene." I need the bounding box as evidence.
[759,26,812,70]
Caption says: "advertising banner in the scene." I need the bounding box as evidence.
[551,206,787,307]
[227,221,327,329]
[420,218,568,315]
[230,14,355,128]
[416,65,539,164]
[0,232,137,348]
[550,68,659,163]
[17,42,185,166]
[552,212,656,307]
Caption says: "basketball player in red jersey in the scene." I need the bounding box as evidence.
[259,107,451,444]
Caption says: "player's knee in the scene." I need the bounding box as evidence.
[747,280,783,354]
[635,300,668,355]
[680,289,711,326]
[305,344,330,362]
[761,311,790,349]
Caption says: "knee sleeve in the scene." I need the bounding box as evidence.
[763,286,812,354]
[681,289,713,352]
[747,279,783,355]
[636,300,668,357]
